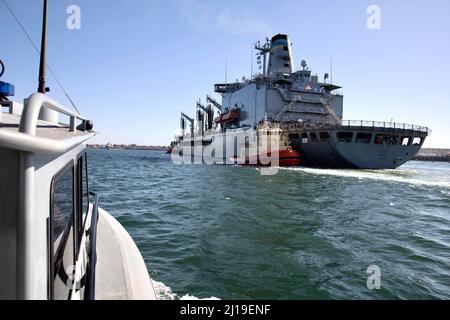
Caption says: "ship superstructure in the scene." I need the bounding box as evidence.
[174,34,430,169]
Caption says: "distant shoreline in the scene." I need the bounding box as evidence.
[87,144,169,152]
[414,148,450,163]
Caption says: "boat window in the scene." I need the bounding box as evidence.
[319,132,330,142]
[374,134,398,145]
[356,133,372,144]
[413,137,422,146]
[51,164,75,300]
[401,136,412,146]
[337,132,353,143]
[309,132,318,143]
[76,154,89,241]
[288,133,300,141]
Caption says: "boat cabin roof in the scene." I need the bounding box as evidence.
[0,93,95,154]
[1,111,92,141]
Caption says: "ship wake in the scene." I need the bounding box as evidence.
[151,280,221,300]
[281,167,450,189]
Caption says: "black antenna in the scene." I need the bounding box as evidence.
[224,58,228,84]
[37,0,48,94]
[330,56,333,85]
[0,59,5,78]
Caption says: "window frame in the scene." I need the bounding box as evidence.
[319,132,330,143]
[374,134,399,145]
[413,137,423,146]
[309,132,318,143]
[356,132,373,144]
[48,151,89,300]
[48,161,76,300]
[76,152,90,248]
[337,132,354,143]
[401,136,412,146]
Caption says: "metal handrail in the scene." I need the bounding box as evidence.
[85,191,99,300]
[19,92,88,135]
[1,93,95,154]
[341,120,430,134]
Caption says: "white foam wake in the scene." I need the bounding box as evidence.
[282,167,450,189]
[151,280,220,300]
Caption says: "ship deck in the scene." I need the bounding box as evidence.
[95,208,156,300]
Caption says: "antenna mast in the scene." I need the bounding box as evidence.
[250,45,253,79]
[330,56,333,85]
[37,0,48,93]
[254,38,271,77]
[225,58,228,84]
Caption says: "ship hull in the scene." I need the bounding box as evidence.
[288,126,427,169]
[292,141,422,169]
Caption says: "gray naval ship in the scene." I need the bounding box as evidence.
[176,34,430,169]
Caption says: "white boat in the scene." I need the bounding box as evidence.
[0,0,156,300]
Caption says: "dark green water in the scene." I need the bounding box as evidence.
[88,149,450,300]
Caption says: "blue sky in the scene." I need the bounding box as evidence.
[1,0,449,147]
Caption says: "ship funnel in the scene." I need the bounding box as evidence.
[267,34,294,77]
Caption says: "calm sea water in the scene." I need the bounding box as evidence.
[88,149,450,300]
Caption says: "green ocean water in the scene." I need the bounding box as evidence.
[88,149,450,300]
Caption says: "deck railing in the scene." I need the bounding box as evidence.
[341,120,430,134]
[85,191,99,300]
[20,93,89,135]
[0,93,95,154]
[260,120,431,135]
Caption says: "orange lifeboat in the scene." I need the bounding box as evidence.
[214,108,240,124]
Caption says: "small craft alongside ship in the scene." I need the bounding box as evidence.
[172,34,430,169]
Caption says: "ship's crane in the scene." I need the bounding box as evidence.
[196,100,214,133]
[196,101,208,112]
[206,95,222,113]
[196,101,206,135]
[195,105,205,136]
[180,112,194,139]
